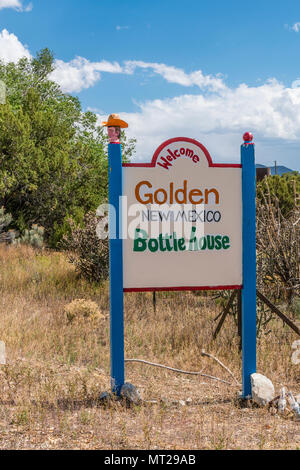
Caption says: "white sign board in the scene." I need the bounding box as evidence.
[122,138,242,291]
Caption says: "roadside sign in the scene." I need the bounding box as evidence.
[108,134,256,397]
[123,137,242,291]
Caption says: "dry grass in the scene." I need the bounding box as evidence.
[0,245,299,450]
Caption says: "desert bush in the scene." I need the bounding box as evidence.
[64,298,105,323]
[0,208,44,247]
[0,206,12,232]
[0,207,18,243]
[16,224,44,249]
[256,172,300,217]
[62,212,109,283]
[256,182,299,306]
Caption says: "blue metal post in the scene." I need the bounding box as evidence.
[241,136,257,398]
[108,142,125,395]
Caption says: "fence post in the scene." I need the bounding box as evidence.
[241,132,257,398]
[108,142,125,395]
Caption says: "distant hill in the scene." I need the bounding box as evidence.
[255,164,297,176]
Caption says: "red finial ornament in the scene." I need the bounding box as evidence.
[243,132,253,143]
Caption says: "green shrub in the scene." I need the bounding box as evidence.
[257,172,300,217]
[0,206,12,232]
[0,207,17,243]
[62,212,109,283]
[16,224,44,249]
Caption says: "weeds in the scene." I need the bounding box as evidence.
[0,245,299,449]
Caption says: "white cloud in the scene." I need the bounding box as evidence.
[23,1,32,11]
[0,0,21,9]
[0,28,299,169]
[291,79,300,88]
[124,61,226,92]
[291,22,300,32]
[50,56,124,93]
[116,25,129,31]
[50,58,227,94]
[98,79,300,169]
[43,52,300,169]
[0,0,32,11]
[0,29,31,63]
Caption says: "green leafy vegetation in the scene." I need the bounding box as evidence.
[256,172,300,217]
[0,49,135,247]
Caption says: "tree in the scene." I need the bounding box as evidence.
[0,49,136,247]
[256,172,300,217]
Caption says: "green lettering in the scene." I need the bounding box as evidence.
[199,236,207,250]
[207,235,214,250]
[222,236,230,249]
[178,238,186,251]
[133,229,148,251]
[173,233,178,251]
[149,238,159,252]
[158,233,166,251]
[189,227,198,251]
[165,234,172,251]
[214,235,222,250]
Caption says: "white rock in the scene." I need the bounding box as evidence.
[0,341,5,365]
[251,373,275,407]
[287,391,300,416]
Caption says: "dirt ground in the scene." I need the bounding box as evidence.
[0,363,299,450]
[0,246,299,450]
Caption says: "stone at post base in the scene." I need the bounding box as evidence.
[251,373,275,407]
[99,383,141,407]
[99,391,113,404]
[120,382,142,406]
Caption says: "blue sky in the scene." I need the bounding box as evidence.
[1,0,300,170]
